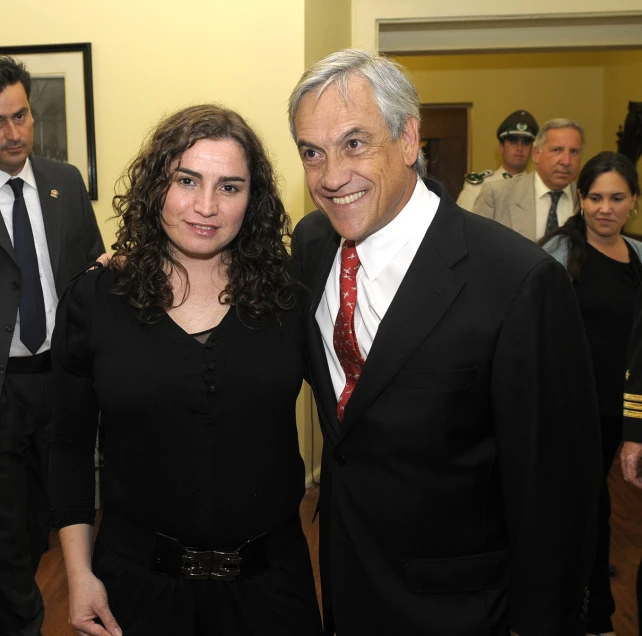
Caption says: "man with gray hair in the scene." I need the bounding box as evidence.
[290,50,600,636]
[472,118,584,241]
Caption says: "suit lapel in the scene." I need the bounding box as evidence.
[304,227,342,442]
[0,210,17,266]
[31,156,63,278]
[509,173,536,241]
[340,181,468,436]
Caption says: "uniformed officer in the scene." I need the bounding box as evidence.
[457,110,539,211]
[621,289,642,636]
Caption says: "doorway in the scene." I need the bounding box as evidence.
[419,104,470,198]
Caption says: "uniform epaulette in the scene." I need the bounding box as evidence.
[624,390,642,419]
[464,169,493,186]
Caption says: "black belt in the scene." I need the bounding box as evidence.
[7,351,51,373]
[98,508,301,581]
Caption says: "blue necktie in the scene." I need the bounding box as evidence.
[8,178,46,354]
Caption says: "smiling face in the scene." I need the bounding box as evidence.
[500,136,532,175]
[161,137,250,266]
[0,82,34,176]
[293,76,420,242]
[580,170,637,242]
[533,127,582,191]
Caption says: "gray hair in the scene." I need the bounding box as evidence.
[534,118,585,151]
[288,49,426,178]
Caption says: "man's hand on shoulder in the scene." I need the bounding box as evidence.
[621,441,642,488]
[95,252,112,268]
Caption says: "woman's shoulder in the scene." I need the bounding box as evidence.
[541,234,569,259]
[623,235,642,259]
[60,264,117,311]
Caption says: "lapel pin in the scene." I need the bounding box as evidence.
[50,189,59,199]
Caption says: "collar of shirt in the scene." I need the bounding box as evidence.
[353,178,439,281]
[534,170,573,201]
[0,157,37,191]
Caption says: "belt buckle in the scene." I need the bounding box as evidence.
[181,548,242,580]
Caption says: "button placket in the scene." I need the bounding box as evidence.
[203,337,217,400]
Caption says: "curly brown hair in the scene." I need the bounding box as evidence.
[111,104,295,323]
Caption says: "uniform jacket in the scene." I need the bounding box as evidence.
[472,171,578,241]
[456,166,510,211]
[0,155,104,390]
[623,285,642,442]
[292,179,601,636]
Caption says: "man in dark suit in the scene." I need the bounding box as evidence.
[620,288,642,636]
[289,50,601,636]
[0,56,104,636]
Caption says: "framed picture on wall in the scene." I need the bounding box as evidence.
[0,43,98,200]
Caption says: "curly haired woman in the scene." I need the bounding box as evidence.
[49,105,322,636]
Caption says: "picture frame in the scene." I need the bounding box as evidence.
[0,43,98,200]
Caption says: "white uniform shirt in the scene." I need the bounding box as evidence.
[0,159,58,356]
[315,179,440,400]
[456,166,513,211]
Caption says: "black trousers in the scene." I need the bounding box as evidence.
[93,511,323,636]
[586,414,622,634]
[0,368,52,636]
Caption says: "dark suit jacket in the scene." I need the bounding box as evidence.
[0,155,104,389]
[292,179,601,636]
[473,171,578,241]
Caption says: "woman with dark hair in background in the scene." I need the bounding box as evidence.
[541,151,642,636]
[49,105,322,636]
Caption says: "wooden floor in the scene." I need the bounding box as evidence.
[36,463,642,635]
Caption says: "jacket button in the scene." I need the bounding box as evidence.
[11,280,20,289]
[5,324,14,332]
[335,454,346,467]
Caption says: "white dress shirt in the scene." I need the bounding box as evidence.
[316,179,440,400]
[534,172,575,240]
[0,159,58,356]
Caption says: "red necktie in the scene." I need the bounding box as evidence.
[333,240,364,421]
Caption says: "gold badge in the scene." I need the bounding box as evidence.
[50,189,59,198]
[626,370,631,381]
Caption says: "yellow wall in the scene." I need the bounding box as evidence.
[602,50,642,152]
[398,51,606,176]
[5,0,306,243]
[305,0,352,69]
[601,50,642,233]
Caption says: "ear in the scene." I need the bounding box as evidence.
[401,116,420,168]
